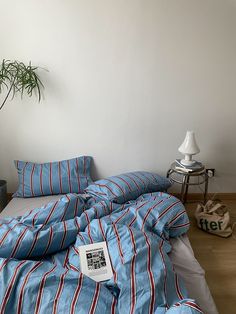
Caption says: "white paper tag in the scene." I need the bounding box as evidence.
[79,241,113,282]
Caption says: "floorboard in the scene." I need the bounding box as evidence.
[186,201,236,314]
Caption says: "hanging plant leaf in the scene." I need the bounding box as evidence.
[0,59,46,111]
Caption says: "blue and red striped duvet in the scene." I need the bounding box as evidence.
[0,193,203,313]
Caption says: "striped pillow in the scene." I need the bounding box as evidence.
[85,171,172,203]
[13,156,92,198]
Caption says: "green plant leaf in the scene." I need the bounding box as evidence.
[0,59,46,110]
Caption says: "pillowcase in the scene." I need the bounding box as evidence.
[14,156,93,198]
[85,171,172,203]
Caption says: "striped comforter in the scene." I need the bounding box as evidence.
[0,192,202,314]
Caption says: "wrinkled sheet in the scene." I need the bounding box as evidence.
[0,192,203,313]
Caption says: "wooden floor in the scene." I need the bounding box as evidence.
[186,201,236,314]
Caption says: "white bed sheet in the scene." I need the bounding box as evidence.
[1,196,218,314]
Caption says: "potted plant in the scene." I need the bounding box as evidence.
[0,59,45,111]
[0,59,45,209]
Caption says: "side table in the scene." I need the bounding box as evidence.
[166,163,208,204]
[0,180,7,212]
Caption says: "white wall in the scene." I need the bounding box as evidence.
[0,0,236,193]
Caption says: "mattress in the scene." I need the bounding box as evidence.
[1,196,218,314]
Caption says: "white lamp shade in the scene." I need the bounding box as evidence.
[178,131,200,155]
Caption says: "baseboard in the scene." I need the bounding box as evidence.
[173,193,236,200]
[7,192,236,201]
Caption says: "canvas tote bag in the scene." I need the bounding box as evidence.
[195,200,232,237]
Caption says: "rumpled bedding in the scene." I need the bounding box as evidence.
[0,192,203,314]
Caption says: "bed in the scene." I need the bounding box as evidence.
[0,193,218,314]
[0,159,218,313]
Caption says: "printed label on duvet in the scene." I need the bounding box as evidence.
[79,242,113,282]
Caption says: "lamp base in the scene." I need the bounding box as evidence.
[180,159,196,167]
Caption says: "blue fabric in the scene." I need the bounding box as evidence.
[14,156,92,198]
[0,192,202,314]
[85,171,172,203]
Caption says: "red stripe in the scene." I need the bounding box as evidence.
[76,158,81,193]
[128,201,149,227]
[157,199,179,220]
[10,227,29,258]
[159,240,169,310]
[63,248,70,268]
[30,163,36,196]
[58,162,63,194]
[170,222,190,229]
[98,220,117,284]
[143,232,155,314]
[32,211,40,227]
[175,273,184,300]
[67,160,72,193]
[0,259,9,272]
[75,222,86,243]
[129,228,137,254]
[141,200,163,231]
[74,218,80,231]
[128,228,137,314]
[117,176,133,192]
[98,219,106,241]
[53,270,69,314]
[61,195,71,221]
[60,221,68,250]
[72,246,80,256]
[93,192,107,196]
[94,206,98,218]
[112,223,124,264]
[123,174,142,192]
[152,200,180,228]
[43,201,59,226]
[0,260,27,313]
[83,156,86,176]
[35,265,57,314]
[185,301,203,313]
[95,183,118,198]
[84,211,93,244]
[22,162,28,197]
[101,202,107,215]
[132,173,147,189]
[89,283,100,314]
[111,296,117,314]
[0,222,19,246]
[167,210,186,227]
[110,202,113,214]
[74,197,79,217]
[27,226,44,258]
[42,226,53,256]
[114,208,129,224]
[0,218,14,228]
[106,179,126,199]
[84,156,89,187]
[49,163,53,194]
[130,256,136,314]
[69,264,80,272]
[40,164,44,195]
[141,172,155,186]
[128,216,137,227]
[70,273,83,314]
[21,209,34,221]
[17,261,43,314]
[148,172,158,183]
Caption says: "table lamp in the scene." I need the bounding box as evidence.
[178,131,200,166]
